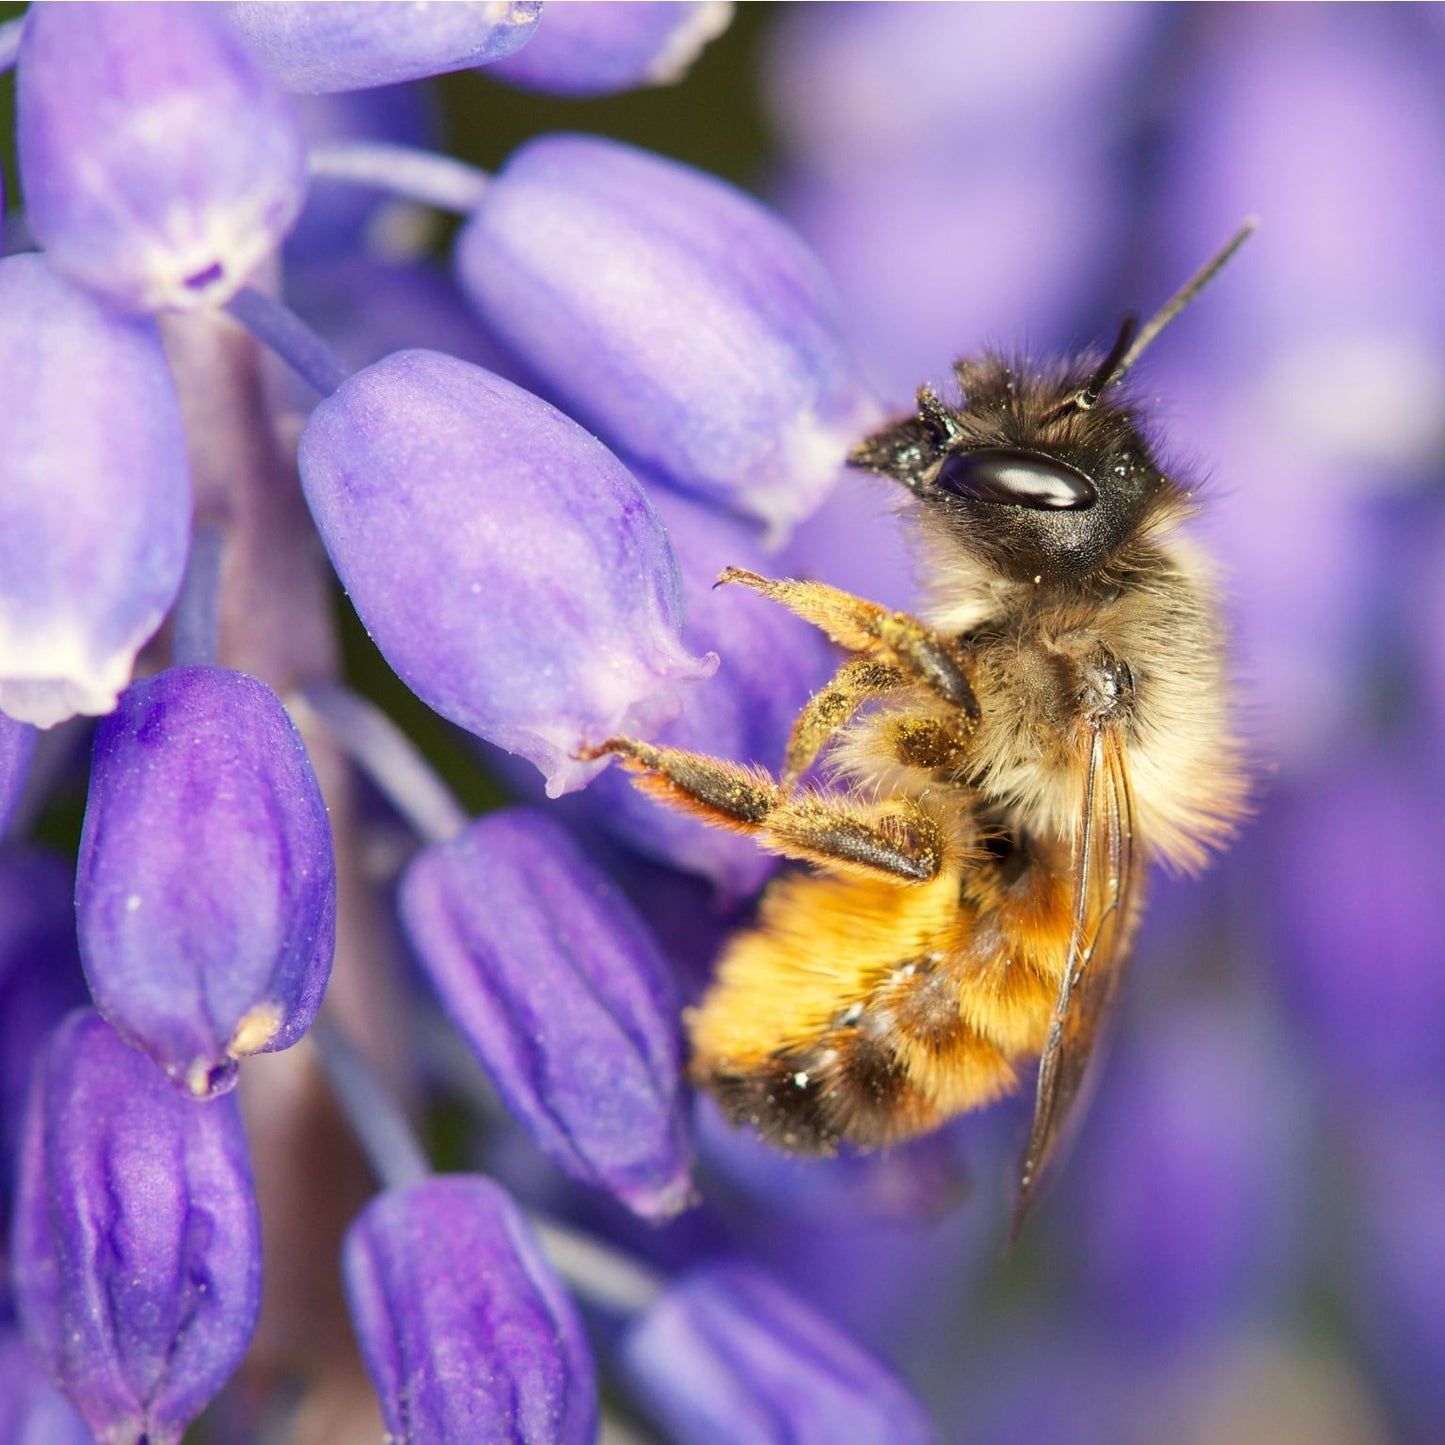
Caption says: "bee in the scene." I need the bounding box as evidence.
[593,224,1253,1230]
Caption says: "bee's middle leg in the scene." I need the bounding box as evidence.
[588,738,947,882]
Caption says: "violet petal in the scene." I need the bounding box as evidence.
[76,666,336,1098]
[343,1175,597,1445]
[297,348,714,797]
[0,253,191,727]
[622,1262,937,1444]
[488,2,732,98]
[221,0,542,93]
[399,808,692,1221]
[455,134,874,536]
[18,1,307,311]
[11,1010,261,1445]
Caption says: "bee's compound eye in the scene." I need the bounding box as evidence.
[934,449,1098,510]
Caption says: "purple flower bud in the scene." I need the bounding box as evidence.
[399,809,692,1220]
[622,1263,937,1445]
[76,666,336,1098]
[222,1,542,93]
[17,2,307,311]
[488,2,731,98]
[578,485,833,897]
[0,1330,96,1445]
[298,349,714,796]
[0,253,191,727]
[0,713,37,833]
[0,853,88,1304]
[344,1175,597,1445]
[455,135,874,535]
[11,1010,261,1445]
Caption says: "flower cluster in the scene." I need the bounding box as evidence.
[2,3,1443,1442]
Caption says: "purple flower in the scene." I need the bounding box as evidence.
[344,1175,597,1445]
[297,348,714,796]
[575,483,834,897]
[17,1,307,311]
[487,1,732,98]
[0,1330,95,1445]
[0,714,36,834]
[0,252,191,727]
[11,1010,261,1445]
[399,809,693,1220]
[76,666,336,1098]
[621,1262,937,1445]
[455,134,875,535]
[221,0,542,94]
[0,852,87,1292]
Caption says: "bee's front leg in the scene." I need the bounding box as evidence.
[584,738,949,883]
[717,568,978,716]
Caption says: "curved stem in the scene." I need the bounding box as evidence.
[224,286,350,397]
[313,1010,663,1314]
[308,141,491,215]
[291,682,470,847]
[171,522,224,668]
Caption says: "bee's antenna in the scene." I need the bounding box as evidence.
[1052,218,1258,420]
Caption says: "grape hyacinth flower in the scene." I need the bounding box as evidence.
[343,1175,597,1445]
[221,0,543,95]
[399,808,693,1221]
[0,252,192,727]
[2,4,1437,1440]
[75,665,336,1098]
[11,1011,261,1445]
[17,2,308,312]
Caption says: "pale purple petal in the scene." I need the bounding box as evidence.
[76,666,336,1097]
[18,2,306,312]
[297,348,714,796]
[344,1175,597,1444]
[0,253,191,727]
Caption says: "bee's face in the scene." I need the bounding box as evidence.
[851,358,1169,587]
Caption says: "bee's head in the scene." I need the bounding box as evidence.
[848,351,1171,588]
[850,222,1256,589]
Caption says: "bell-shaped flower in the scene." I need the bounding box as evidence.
[17,2,307,312]
[11,1010,262,1445]
[344,1175,597,1445]
[297,348,714,797]
[0,851,88,1287]
[0,1331,96,1445]
[0,713,36,833]
[576,484,833,898]
[454,134,874,536]
[621,1262,937,1445]
[221,1,541,93]
[487,2,732,98]
[76,666,336,1098]
[398,809,693,1221]
[0,253,191,727]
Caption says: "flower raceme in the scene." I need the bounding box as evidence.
[0,5,944,1438]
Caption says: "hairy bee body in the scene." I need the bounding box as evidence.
[600,228,1253,1219]
[692,454,1243,1152]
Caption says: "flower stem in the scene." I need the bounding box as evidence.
[309,141,491,215]
[291,681,470,846]
[224,286,350,397]
[311,1014,432,1191]
[0,16,25,73]
[313,1012,662,1314]
[171,522,224,668]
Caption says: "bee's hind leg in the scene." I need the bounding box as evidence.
[586,738,949,883]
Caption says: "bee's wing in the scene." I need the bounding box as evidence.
[1011,722,1143,1239]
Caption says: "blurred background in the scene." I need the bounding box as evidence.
[5,4,1445,1441]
